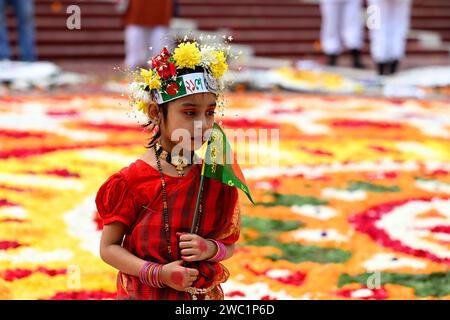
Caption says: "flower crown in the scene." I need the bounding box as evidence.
[128,38,232,115]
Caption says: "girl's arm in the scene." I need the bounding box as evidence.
[224,243,235,260]
[207,241,235,261]
[100,222,199,290]
[99,222,146,277]
[100,222,146,277]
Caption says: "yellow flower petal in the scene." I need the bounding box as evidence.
[137,100,149,113]
[173,42,201,69]
[140,68,162,90]
[210,51,228,78]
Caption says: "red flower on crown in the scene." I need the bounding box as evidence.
[151,47,177,80]
[152,47,169,65]
[158,63,176,79]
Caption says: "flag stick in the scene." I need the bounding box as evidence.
[190,164,205,234]
[183,137,209,267]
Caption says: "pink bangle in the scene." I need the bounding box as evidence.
[155,264,165,288]
[139,261,165,288]
[206,239,227,262]
[152,265,158,287]
[157,264,164,287]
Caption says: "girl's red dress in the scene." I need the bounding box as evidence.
[95,159,240,300]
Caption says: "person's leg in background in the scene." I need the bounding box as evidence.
[125,24,148,70]
[10,0,36,61]
[320,0,343,66]
[388,0,412,74]
[368,0,391,75]
[342,0,365,69]
[0,0,11,60]
[148,25,171,55]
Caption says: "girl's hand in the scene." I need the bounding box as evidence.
[160,260,199,291]
[177,232,217,262]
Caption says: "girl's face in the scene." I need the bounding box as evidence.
[159,92,217,151]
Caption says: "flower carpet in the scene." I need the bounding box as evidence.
[0,93,449,299]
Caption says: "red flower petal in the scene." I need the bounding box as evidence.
[44,169,80,178]
[0,218,25,223]
[0,241,22,250]
[2,267,67,281]
[169,63,177,76]
[45,290,116,300]
[336,286,388,300]
[261,295,278,300]
[349,197,450,265]
[226,290,246,297]
[0,199,16,207]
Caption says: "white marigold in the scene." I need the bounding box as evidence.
[199,45,218,69]
[128,82,151,103]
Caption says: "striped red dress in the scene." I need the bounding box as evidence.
[95,159,240,300]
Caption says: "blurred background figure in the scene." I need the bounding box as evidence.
[173,0,180,18]
[368,0,412,75]
[118,0,173,70]
[320,0,365,68]
[0,0,37,61]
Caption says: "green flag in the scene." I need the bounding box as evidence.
[201,122,255,204]
[184,122,254,266]
[188,122,254,229]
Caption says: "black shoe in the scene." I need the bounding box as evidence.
[326,54,338,66]
[388,60,399,75]
[350,49,365,69]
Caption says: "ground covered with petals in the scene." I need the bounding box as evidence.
[0,93,449,299]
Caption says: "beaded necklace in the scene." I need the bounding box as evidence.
[153,144,219,300]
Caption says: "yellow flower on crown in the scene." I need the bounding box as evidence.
[209,51,228,78]
[140,68,162,90]
[173,42,201,69]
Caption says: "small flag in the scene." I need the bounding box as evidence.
[185,122,254,267]
[201,122,254,204]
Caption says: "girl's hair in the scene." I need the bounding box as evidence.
[141,66,207,149]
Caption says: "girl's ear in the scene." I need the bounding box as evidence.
[147,102,160,124]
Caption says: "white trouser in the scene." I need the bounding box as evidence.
[320,0,364,55]
[125,25,170,70]
[368,0,412,63]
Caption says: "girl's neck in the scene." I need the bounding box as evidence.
[159,137,176,154]
[158,137,192,158]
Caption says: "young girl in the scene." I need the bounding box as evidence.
[96,40,241,300]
